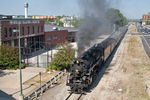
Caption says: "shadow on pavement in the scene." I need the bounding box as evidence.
[0,90,15,100]
[0,70,15,77]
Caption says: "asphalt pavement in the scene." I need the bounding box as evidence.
[0,90,15,100]
[140,32,150,58]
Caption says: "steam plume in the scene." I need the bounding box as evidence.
[77,0,114,56]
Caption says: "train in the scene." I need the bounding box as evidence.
[66,26,128,93]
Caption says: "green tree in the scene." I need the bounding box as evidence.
[55,19,64,27]
[47,43,75,71]
[106,8,128,28]
[59,21,64,27]
[0,45,25,69]
[72,19,83,28]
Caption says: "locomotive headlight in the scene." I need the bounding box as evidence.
[76,60,79,64]
[75,69,79,74]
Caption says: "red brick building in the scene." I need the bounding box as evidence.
[0,19,45,53]
[142,13,150,26]
[0,18,77,55]
[45,30,68,49]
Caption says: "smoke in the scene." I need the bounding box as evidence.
[77,0,115,56]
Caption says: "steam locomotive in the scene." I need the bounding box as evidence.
[66,26,128,93]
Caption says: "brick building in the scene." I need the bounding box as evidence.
[45,30,68,49]
[44,23,77,43]
[142,13,150,26]
[0,19,77,55]
[0,19,45,53]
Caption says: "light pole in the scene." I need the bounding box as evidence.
[13,24,24,100]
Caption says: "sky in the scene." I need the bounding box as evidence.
[0,0,150,19]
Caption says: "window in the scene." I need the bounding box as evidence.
[13,28,16,37]
[17,28,19,36]
[21,39,24,47]
[54,35,58,40]
[27,26,30,34]
[22,27,24,35]
[4,27,7,37]
[32,26,34,34]
[37,26,39,33]
[41,25,43,32]
[9,28,12,37]
[47,36,51,40]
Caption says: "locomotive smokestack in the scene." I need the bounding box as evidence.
[24,2,28,18]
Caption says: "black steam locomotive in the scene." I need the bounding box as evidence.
[66,26,128,93]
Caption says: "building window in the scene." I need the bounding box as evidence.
[32,26,34,34]
[4,27,7,38]
[41,25,43,32]
[22,27,24,35]
[21,39,24,47]
[37,26,40,33]
[27,26,30,34]
[13,28,16,37]
[9,28,12,37]
[54,35,58,40]
[47,36,51,40]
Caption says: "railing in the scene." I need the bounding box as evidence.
[24,70,66,100]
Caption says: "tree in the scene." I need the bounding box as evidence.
[55,19,64,27]
[59,21,64,27]
[47,43,75,71]
[0,45,25,69]
[106,8,128,28]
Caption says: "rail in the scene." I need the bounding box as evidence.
[24,70,66,100]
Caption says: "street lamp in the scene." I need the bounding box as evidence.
[13,24,24,100]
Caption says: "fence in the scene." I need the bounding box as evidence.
[24,70,66,100]
[23,49,58,68]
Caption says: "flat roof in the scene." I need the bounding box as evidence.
[44,23,78,32]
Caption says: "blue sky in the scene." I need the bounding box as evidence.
[0,0,150,19]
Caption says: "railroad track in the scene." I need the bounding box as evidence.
[65,92,83,100]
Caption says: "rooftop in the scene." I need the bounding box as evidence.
[44,23,78,32]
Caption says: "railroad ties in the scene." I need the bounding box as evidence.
[65,92,84,100]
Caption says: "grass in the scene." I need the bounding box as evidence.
[124,35,150,100]
[129,25,138,33]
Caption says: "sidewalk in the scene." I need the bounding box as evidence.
[0,67,45,100]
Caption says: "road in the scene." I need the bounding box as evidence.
[140,32,150,57]
[128,32,150,58]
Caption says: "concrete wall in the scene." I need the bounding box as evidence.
[24,49,58,68]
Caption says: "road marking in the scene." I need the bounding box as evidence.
[142,35,150,50]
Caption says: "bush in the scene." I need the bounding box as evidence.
[0,45,26,70]
[11,63,26,70]
[46,65,63,71]
[47,43,75,71]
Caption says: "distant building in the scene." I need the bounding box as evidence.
[142,12,150,26]
[60,16,77,27]
[0,15,12,19]
[32,16,57,22]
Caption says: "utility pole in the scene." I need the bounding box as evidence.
[19,24,23,100]
[13,24,24,100]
